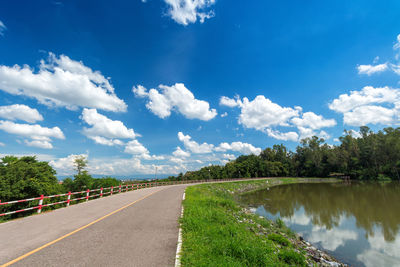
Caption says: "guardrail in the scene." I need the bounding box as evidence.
[0,178,245,217]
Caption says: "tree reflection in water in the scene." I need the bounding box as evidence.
[240,182,400,242]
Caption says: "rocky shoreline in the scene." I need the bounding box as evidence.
[242,207,348,267]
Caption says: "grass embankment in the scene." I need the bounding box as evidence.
[180,178,336,266]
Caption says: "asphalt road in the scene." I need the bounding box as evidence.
[0,185,187,267]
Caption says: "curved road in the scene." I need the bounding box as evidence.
[0,185,187,267]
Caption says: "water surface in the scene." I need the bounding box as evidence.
[239,182,400,267]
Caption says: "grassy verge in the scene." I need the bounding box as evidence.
[180,178,338,266]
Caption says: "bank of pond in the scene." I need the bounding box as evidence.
[179,178,400,267]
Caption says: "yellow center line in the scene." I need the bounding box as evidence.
[1,188,165,267]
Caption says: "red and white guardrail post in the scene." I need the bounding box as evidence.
[37,195,44,214]
[100,187,103,198]
[67,191,71,207]
[111,186,114,195]
[86,189,90,202]
[119,185,122,193]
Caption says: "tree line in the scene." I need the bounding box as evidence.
[1,126,399,203]
[172,126,400,181]
[0,155,120,203]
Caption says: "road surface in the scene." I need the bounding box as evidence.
[0,184,187,267]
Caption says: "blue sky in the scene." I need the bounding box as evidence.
[1,0,400,177]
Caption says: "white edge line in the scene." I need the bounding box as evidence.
[175,192,185,267]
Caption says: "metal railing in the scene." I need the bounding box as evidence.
[0,178,253,217]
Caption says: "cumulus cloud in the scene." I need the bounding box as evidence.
[124,140,149,155]
[0,120,65,149]
[81,108,137,146]
[178,132,214,153]
[357,63,389,75]
[0,104,43,123]
[133,83,217,121]
[265,129,299,142]
[343,106,395,126]
[0,20,6,36]
[51,154,180,176]
[220,96,240,108]
[291,112,336,139]
[291,112,336,130]
[173,146,191,157]
[0,53,127,112]
[238,96,300,129]
[329,86,400,126]
[221,95,335,141]
[215,141,262,155]
[24,140,53,149]
[163,0,215,25]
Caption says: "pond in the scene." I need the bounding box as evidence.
[239,182,400,267]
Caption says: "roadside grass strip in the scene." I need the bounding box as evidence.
[179,179,309,266]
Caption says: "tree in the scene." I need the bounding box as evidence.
[0,156,61,202]
[74,156,88,175]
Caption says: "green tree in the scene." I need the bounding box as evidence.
[74,155,88,175]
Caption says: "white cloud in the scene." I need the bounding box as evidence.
[0,20,6,36]
[0,104,43,123]
[238,96,300,129]
[0,120,65,149]
[394,34,400,50]
[215,141,261,155]
[140,154,165,161]
[329,86,399,113]
[0,142,5,147]
[51,152,172,176]
[24,140,53,149]
[164,0,215,25]
[0,53,127,112]
[220,112,228,117]
[291,112,336,139]
[133,83,217,121]
[391,64,400,75]
[178,132,214,153]
[88,136,124,146]
[0,121,64,140]
[343,105,395,126]
[220,96,240,108]
[357,63,389,75]
[329,86,400,126]
[124,140,149,155]
[172,146,191,157]
[291,112,336,130]
[223,153,236,160]
[265,129,299,142]
[132,85,148,98]
[81,108,137,146]
[222,95,335,141]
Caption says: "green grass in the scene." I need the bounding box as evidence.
[180,178,315,267]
